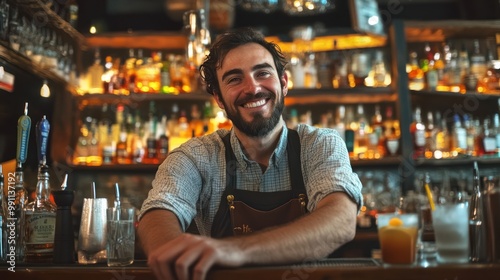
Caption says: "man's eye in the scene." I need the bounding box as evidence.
[257,71,271,77]
[227,77,240,84]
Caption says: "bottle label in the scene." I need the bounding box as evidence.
[25,213,56,244]
[456,128,467,149]
[426,70,438,90]
[415,130,426,147]
[484,137,497,152]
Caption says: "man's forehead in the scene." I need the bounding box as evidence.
[220,44,274,70]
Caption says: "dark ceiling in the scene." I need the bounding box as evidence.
[75,0,499,37]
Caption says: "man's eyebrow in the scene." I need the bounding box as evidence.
[221,69,243,82]
[221,63,275,82]
[252,62,274,71]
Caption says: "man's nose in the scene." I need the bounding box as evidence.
[242,77,262,95]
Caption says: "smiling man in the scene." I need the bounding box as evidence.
[137,28,363,280]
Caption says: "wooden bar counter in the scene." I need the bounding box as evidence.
[1,259,499,280]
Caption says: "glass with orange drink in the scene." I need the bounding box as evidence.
[377,213,419,265]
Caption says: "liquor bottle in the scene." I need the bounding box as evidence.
[333,105,346,141]
[125,49,137,94]
[426,59,439,91]
[483,44,500,92]
[167,103,179,137]
[424,111,437,158]
[87,48,104,93]
[101,56,117,94]
[410,107,426,159]
[331,40,349,89]
[24,116,56,263]
[478,118,497,156]
[160,54,174,94]
[350,52,370,87]
[408,51,424,91]
[87,119,102,166]
[145,102,158,164]
[0,164,5,261]
[433,46,445,86]
[354,104,368,158]
[458,42,470,81]
[383,106,399,156]
[131,112,145,164]
[445,43,463,92]
[451,114,467,156]
[177,110,191,139]
[463,114,477,156]
[189,104,205,137]
[115,126,130,164]
[434,112,450,158]
[316,52,332,89]
[73,123,89,165]
[157,115,169,161]
[344,106,355,158]
[14,103,31,262]
[469,39,487,83]
[24,165,56,263]
[370,50,389,87]
[101,125,115,165]
[303,52,317,89]
[170,55,185,94]
[368,105,383,158]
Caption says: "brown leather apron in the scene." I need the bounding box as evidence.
[211,129,307,238]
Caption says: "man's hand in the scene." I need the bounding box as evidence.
[147,233,245,280]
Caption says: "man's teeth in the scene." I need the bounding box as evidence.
[243,99,266,108]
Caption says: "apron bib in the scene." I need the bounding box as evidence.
[211,129,307,238]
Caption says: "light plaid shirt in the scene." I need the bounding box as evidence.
[139,124,363,236]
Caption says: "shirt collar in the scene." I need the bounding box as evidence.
[229,127,288,169]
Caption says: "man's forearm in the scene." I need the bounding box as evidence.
[137,209,184,256]
[232,192,357,265]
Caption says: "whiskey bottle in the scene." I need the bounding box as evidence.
[24,115,56,263]
[24,165,57,263]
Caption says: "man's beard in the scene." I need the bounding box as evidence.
[223,92,285,137]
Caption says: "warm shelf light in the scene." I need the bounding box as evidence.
[40,80,50,98]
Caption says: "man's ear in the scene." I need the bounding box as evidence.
[213,92,225,110]
[281,71,289,96]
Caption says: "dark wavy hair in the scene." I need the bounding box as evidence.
[199,27,288,97]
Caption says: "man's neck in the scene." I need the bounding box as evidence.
[233,119,286,170]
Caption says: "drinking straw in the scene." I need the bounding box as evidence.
[424,181,435,211]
